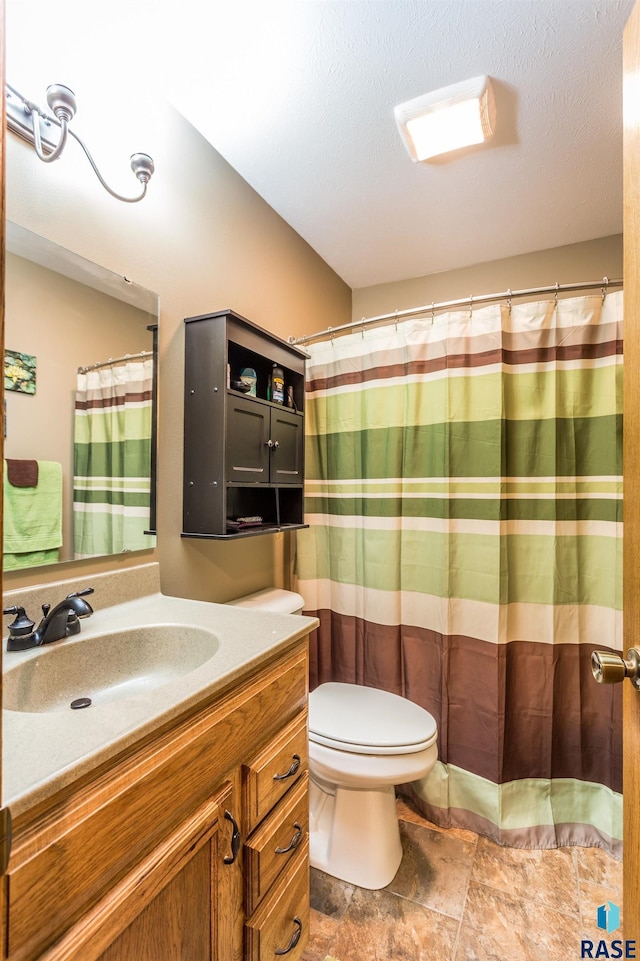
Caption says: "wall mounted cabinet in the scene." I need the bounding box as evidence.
[183,309,308,539]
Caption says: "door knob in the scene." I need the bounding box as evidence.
[591,648,640,690]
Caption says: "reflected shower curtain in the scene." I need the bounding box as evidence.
[73,358,155,558]
[296,292,623,854]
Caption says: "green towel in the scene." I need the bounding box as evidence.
[3,460,63,556]
[4,548,60,571]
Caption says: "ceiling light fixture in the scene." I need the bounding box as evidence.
[5,82,155,203]
[394,75,495,162]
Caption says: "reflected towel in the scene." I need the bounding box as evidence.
[3,460,63,555]
[6,459,38,487]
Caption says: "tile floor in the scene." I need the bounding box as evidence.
[301,799,622,961]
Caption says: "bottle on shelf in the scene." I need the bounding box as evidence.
[268,363,285,404]
[240,366,257,396]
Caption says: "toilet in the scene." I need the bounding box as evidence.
[308,682,438,889]
[227,589,439,891]
[226,587,305,615]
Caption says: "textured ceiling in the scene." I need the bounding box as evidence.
[6,1,634,290]
[163,0,633,288]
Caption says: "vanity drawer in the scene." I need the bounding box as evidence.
[244,773,308,915]
[244,841,309,961]
[243,713,308,834]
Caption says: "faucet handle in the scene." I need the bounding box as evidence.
[65,587,94,620]
[3,606,36,637]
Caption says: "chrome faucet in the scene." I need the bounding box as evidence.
[3,588,94,651]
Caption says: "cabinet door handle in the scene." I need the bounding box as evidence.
[274,917,302,955]
[223,810,241,864]
[266,439,280,449]
[273,754,301,781]
[275,822,303,855]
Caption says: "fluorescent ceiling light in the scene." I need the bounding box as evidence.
[394,75,495,162]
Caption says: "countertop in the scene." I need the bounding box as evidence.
[3,592,317,818]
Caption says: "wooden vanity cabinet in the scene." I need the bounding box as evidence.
[3,640,310,961]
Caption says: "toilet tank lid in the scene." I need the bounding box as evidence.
[226,588,305,614]
[309,682,437,750]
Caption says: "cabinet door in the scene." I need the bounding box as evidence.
[227,396,270,483]
[270,408,303,486]
[98,841,214,961]
[38,788,235,961]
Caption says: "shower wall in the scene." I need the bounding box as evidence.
[352,235,623,321]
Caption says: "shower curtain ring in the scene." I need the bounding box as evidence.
[554,282,559,309]
[431,302,435,324]
[328,326,334,346]
[507,289,512,316]
[361,317,365,339]
[601,276,609,304]
[394,309,399,332]
[469,295,473,319]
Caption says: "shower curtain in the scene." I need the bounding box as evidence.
[295,292,623,854]
[73,358,155,558]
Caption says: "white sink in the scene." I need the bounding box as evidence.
[3,624,220,713]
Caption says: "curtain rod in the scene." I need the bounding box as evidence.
[77,350,153,374]
[290,277,623,346]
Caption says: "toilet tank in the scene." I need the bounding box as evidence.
[226,588,305,615]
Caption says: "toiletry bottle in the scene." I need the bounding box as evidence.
[268,363,285,404]
[240,366,257,396]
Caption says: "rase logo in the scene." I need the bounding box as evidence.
[581,902,636,959]
[599,903,622,935]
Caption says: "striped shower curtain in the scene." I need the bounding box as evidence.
[73,358,155,558]
[296,291,623,854]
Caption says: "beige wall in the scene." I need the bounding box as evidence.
[5,104,352,599]
[4,253,154,562]
[352,235,623,322]
[4,101,623,602]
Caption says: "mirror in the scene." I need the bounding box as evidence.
[3,221,158,571]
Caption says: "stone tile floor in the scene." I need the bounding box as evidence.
[301,799,622,961]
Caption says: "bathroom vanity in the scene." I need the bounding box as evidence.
[1,565,315,961]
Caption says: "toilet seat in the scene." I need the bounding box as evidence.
[308,682,437,756]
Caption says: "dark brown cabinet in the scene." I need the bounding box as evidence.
[226,397,303,486]
[183,309,308,539]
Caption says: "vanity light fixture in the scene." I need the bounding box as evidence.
[394,75,495,162]
[5,81,155,203]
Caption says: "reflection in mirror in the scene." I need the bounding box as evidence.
[4,222,158,572]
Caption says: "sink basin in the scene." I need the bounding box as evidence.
[3,624,220,713]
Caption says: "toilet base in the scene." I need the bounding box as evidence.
[309,777,403,889]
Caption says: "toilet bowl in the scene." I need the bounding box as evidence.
[308,682,437,889]
[226,590,438,891]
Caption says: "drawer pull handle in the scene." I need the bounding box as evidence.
[275,917,303,955]
[223,810,241,864]
[275,822,303,855]
[273,754,301,781]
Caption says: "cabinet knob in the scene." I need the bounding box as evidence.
[275,822,303,855]
[273,754,301,781]
[223,810,241,864]
[275,917,302,956]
